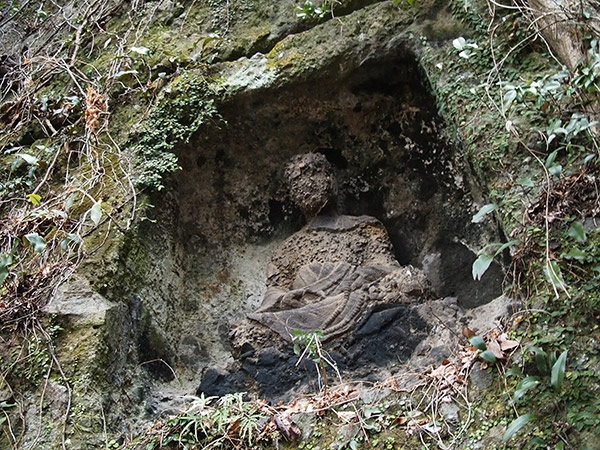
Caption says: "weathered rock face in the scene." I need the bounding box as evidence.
[64,0,508,437]
[102,37,505,397]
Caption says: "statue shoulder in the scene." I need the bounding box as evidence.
[307,214,384,232]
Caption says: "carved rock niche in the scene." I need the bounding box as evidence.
[131,49,506,400]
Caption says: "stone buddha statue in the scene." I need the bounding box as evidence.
[247,153,429,342]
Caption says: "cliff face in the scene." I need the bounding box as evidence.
[1,0,599,449]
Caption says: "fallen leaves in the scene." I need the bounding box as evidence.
[487,329,520,360]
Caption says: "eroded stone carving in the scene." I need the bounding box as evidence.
[246,153,429,342]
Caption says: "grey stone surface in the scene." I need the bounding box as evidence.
[291,412,318,441]
[439,401,460,431]
[470,365,494,391]
[43,275,114,326]
[463,295,514,335]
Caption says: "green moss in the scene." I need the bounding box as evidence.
[131,71,220,190]
[265,50,303,70]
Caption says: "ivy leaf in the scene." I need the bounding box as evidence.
[452,37,466,51]
[567,221,586,243]
[60,233,81,251]
[472,203,497,223]
[89,201,102,226]
[25,233,47,253]
[551,350,568,392]
[472,253,493,281]
[503,414,536,442]
[17,153,39,165]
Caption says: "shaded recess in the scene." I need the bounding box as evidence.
[110,46,505,400]
[175,52,504,300]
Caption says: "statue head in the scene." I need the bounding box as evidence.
[285,152,337,218]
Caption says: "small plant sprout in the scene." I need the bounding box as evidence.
[292,329,342,395]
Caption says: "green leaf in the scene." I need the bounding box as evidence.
[60,233,81,251]
[584,153,596,164]
[492,239,521,257]
[469,336,487,351]
[89,201,102,226]
[503,413,536,442]
[525,437,546,448]
[503,90,517,111]
[545,150,558,167]
[528,347,549,374]
[549,164,562,176]
[452,37,466,51]
[480,350,497,363]
[17,153,39,165]
[567,221,587,243]
[0,252,13,284]
[562,247,587,261]
[64,193,76,212]
[472,253,493,280]
[544,260,567,292]
[512,376,540,403]
[25,233,46,253]
[548,350,558,369]
[130,46,150,55]
[26,193,42,205]
[556,441,564,450]
[472,203,497,223]
[517,177,535,187]
[551,350,568,392]
[113,70,138,79]
[63,95,81,107]
[504,368,523,378]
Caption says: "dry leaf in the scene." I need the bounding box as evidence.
[392,416,407,426]
[487,339,505,359]
[274,415,300,441]
[498,333,519,351]
[462,326,476,338]
[335,411,357,423]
